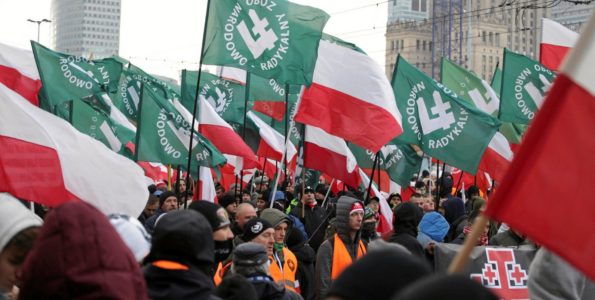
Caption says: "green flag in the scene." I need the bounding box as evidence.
[180,70,246,127]
[349,142,422,187]
[392,56,501,174]
[499,48,556,124]
[135,85,226,168]
[112,64,181,121]
[202,0,329,85]
[71,99,135,157]
[491,67,502,96]
[441,58,527,145]
[31,41,110,108]
[93,56,125,93]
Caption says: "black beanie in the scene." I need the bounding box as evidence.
[241,218,273,242]
[159,191,176,208]
[218,193,236,209]
[392,274,498,300]
[215,274,258,300]
[188,201,230,232]
[326,249,431,300]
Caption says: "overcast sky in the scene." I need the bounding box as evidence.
[1,0,389,80]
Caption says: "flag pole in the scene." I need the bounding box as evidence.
[174,165,182,196]
[321,178,334,208]
[283,83,290,185]
[184,0,212,203]
[448,214,489,273]
[454,171,464,195]
[269,86,304,208]
[366,152,380,203]
[239,72,252,192]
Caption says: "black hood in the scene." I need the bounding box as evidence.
[146,210,214,268]
[393,202,424,236]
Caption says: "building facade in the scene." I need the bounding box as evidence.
[51,0,121,58]
[549,1,595,33]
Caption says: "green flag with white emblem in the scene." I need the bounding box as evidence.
[499,48,556,124]
[135,84,226,168]
[202,0,330,85]
[392,56,501,174]
[490,67,527,145]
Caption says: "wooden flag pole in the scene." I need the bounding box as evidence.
[184,0,212,204]
[448,214,489,273]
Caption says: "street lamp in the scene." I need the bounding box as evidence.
[27,18,51,43]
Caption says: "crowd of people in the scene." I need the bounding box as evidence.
[1,171,593,300]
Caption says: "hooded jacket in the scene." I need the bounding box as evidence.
[143,210,218,300]
[18,201,148,300]
[315,196,365,299]
[287,229,316,300]
[442,197,467,242]
[417,211,450,244]
[389,202,425,258]
[290,200,327,252]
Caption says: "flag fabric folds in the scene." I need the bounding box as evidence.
[303,125,361,188]
[499,49,556,125]
[295,39,403,152]
[358,169,393,234]
[246,111,297,162]
[392,55,501,174]
[202,0,329,85]
[0,83,147,217]
[540,18,578,72]
[485,14,595,280]
[0,42,42,106]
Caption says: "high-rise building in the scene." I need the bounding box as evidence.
[549,1,595,33]
[388,0,430,23]
[51,0,121,58]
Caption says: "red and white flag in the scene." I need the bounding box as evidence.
[478,132,513,181]
[295,39,403,152]
[540,18,579,72]
[0,83,148,216]
[0,42,42,106]
[199,97,259,169]
[304,125,361,188]
[485,14,595,280]
[358,169,393,234]
[246,111,297,162]
[196,166,217,202]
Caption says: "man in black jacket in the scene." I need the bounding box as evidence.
[290,186,327,252]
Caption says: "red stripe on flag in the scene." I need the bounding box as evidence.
[0,135,77,206]
[200,123,258,165]
[540,43,571,72]
[296,83,402,153]
[478,147,510,182]
[0,65,41,106]
[484,74,595,280]
[304,141,361,188]
[252,101,286,121]
[257,139,283,162]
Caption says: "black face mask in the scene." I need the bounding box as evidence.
[361,222,377,240]
[214,239,233,264]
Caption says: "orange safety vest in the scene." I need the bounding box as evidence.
[213,261,231,286]
[331,234,366,279]
[269,247,298,292]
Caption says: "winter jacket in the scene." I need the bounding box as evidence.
[489,229,526,247]
[315,196,365,299]
[144,210,218,300]
[287,230,316,300]
[144,207,166,234]
[19,202,147,300]
[389,202,425,258]
[290,202,328,252]
[245,273,303,300]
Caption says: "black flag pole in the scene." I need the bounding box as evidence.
[366,152,380,203]
[283,83,290,183]
[184,0,212,205]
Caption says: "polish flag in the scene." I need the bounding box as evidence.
[485,13,595,280]
[295,39,403,152]
[358,169,393,234]
[304,125,361,188]
[199,97,259,169]
[252,100,286,121]
[138,162,170,184]
[540,18,578,72]
[196,166,217,202]
[478,132,513,181]
[246,111,297,162]
[0,83,147,216]
[0,42,42,106]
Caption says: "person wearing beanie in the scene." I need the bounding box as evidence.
[289,185,327,253]
[286,229,316,300]
[361,207,379,244]
[230,243,301,300]
[144,190,178,234]
[109,214,152,263]
[18,201,147,300]
[219,192,238,221]
[214,217,274,286]
[315,196,367,299]
[143,210,218,300]
[188,201,235,266]
[389,202,425,258]
[0,193,43,296]
[260,208,299,293]
[325,249,431,300]
[392,274,498,300]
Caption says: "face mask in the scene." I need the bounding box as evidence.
[214,239,233,264]
[361,222,377,239]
